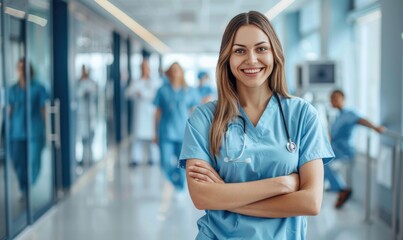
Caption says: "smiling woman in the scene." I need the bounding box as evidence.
[179,11,334,240]
[229,26,274,90]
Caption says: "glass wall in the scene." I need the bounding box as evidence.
[26,0,54,220]
[3,0,29,235]
[0,1,7,238]
[69,2,112,176]
[353,9,382,157]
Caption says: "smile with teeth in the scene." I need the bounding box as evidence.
[242,68,263,74]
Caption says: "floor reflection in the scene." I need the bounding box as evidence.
[15,143,392,240]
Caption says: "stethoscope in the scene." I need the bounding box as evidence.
[224,92,297,163]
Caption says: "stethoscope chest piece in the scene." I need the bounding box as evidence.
[286,141,297,153]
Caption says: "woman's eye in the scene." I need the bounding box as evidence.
[257,47,268,52]
[234,49,245,54]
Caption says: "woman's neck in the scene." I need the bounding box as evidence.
[238,86,272,109]
[170,78,182,89]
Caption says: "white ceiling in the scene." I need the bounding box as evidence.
[86,0,305,53]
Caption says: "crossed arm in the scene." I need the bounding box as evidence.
[186,159,324,218]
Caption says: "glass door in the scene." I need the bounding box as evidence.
[69,4,111,177]
[3,0,29,236]
[26,0,54,220]
[0,1,8,238]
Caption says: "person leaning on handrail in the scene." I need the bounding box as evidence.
[325,89,385,209]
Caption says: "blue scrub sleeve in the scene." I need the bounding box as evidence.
[350,111,361,124]
[39,85,49,107]
[298,106,334,168]
[179,107,213,169]
[188,88,201,108]
[8,87,15,104]
[153,87,163,107]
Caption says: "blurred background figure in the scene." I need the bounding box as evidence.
[76,64,98,166]
[197,71,214,104]
[325,89,385,209]
[153,62,199,191]
[8,58,48,194]
[125,59,160,167]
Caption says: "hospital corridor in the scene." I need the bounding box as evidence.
[0,0,402,239]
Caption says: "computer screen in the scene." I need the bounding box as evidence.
[308,62,335,84]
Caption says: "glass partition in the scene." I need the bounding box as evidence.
[69,3,112,176]
[26,0,53,220]
[0,0,8,237]
[3,0,29,235]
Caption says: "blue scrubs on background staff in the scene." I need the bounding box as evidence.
[154,62,199,190]
[325,89,385,209]
[8,59,48,192]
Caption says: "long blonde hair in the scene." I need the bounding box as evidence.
[210,11,291,156]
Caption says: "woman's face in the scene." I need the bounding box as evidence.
[229,25,274,89]
[169,64,182,81]
[17,61,25,80]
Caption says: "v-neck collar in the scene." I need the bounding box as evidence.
[239,94,278,135]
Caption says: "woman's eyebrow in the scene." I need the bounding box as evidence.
[233,41,269,47]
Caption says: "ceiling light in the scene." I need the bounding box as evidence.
[94,0,170,54]
[265,0,295,20]
[5,7,26,19]
[28,14,48,27]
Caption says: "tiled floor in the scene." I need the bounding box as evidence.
[15,145,392,240]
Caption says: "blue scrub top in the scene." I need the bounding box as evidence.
[330,109,360,160]
[8,81,48,140]
[198,85,213,99]
[154,83,199,142]
[179,96,334,240]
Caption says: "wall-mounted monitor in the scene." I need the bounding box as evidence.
[296,60,336,93]
[301,61,336,89]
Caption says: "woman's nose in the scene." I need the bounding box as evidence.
[246,52,258,64]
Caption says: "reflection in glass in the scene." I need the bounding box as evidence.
[70,4,111,177]
[0,2,7,237]
[5,12,28,234]
[7,58,28,234]
[27,0,54,218]
[76,65,97,167]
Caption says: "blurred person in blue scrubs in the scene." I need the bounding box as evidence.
[326,89,385,208]
[8,58,48,193]
[126,59,160,166]
[153,62,199,191]
[179,11,334,240]
[197,71,215,104]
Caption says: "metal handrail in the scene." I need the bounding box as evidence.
[369,129,403,240]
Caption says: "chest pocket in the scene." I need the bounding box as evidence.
[224,121,245,161]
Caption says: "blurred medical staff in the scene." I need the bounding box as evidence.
[197,71,215,104]
[8,59,48,193]
[76,65,98,165]
[153,62,199,190]
[126,59,160,166]
[326,89,385,208]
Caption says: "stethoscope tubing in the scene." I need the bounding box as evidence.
[225,92,297,163]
